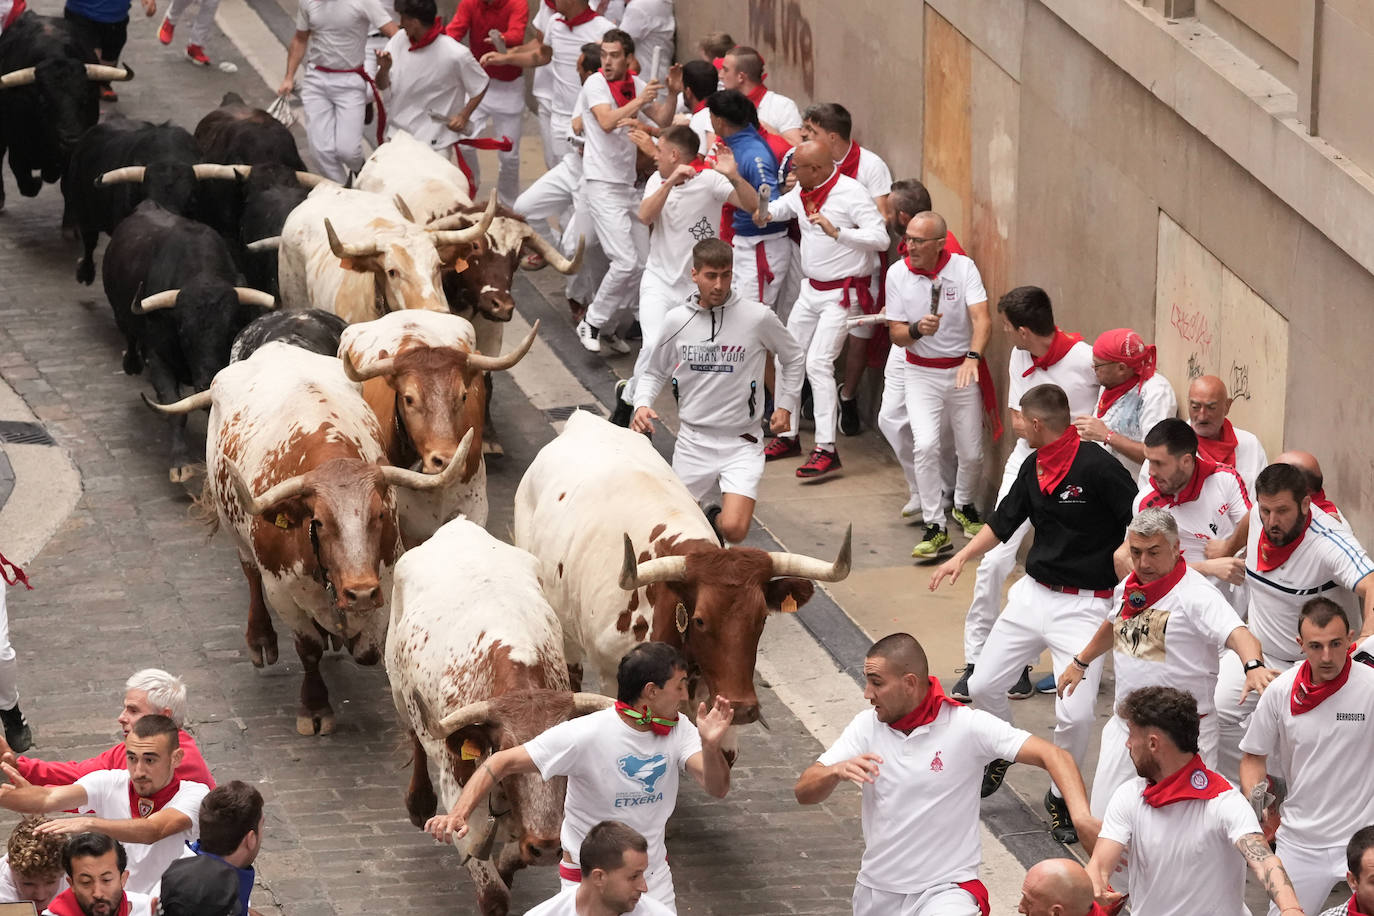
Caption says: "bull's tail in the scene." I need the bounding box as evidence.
[187,476,220,537]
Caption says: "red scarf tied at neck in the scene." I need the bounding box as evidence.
[1256,512,1310,572]
[1121,555,1186,619]
[1311,488,1343,522]
[835,141,862,180]
[602,69,637,106]
[1035,426,1081,494]
[799,167,841,218]
[1141,753,1231,807]
[745,82,767,107]
[1291,653,1352,715]
[1195,418,1238,467]
[1345,895,1373,916]
[46,889,131,916]
[556,6,599,27]
[408,16,444,50]
[1,0,25,31]
[1093,328,1157,417]
[128,776,181,819]
[1023,328,1084,377]
[1143,456,1218,508]
[887,676,962,732]
[904,248,951,279]
[614,701,678,736]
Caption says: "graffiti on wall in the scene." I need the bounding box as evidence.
[746,0,815,95]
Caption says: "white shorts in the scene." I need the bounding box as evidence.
[852,882,982,916]
[673,425,765,501]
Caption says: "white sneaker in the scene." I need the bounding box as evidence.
[601,333,631,354]
[901,496,922,519]
[576,319,601,353]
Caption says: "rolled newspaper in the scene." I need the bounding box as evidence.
[847,312,888,328]
[649,47,661,81]
[487,28,507,53]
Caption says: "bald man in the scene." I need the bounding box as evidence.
[1280,450,1349,530]
[1184,375,1267,492]
[756,140,888,479]
[1018,859,1107,916]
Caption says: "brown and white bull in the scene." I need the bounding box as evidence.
[274,181,495,323]
[149,342,472,735]
[336,310,539,543]
[513,412,851,749]
[386,517,611,915]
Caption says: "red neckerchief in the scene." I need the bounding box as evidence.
[1143,456,1218,508]
[542,0,555,8]
[1257,512,1311,572]
[688,157,708,173]
[1,0,25,30]
[1345,894,1372,916]
[1141,754,1231,807]
[1096,374,1144,417]
[1121,555,1186,619]
[1023,328,1084,377]
[1291,654,1352,715]
[408,16,444,50]
[1195,418,1238,467]
[745,83,767,107]
[887,677,962,732]
[602,70,636,106]
[46,888,132,916]
[904,248,952,279]
[0,552,31,590]
[128,776,181,819]
[835,141,862,179]
[1312,489,1343,522]
[1035,426,1081,494]
[690,99,706,114]
[799,167,840,218]
[556,5,598,27]
[613,701,677,737]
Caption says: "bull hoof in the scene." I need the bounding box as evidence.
[75,259,94,286]
[481,439,503,457]
[169,463,197,484]
[247,636,279,668]
[477,890,511,916]
[296,711,335,736]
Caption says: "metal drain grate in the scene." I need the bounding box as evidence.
[543,404,602,422]
[0,421,55,446]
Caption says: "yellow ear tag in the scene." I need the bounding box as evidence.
[675,602,688,634]
[450,257,469,272]
[780,594,798,613]
[460,739,483,761]
[274,513,290,529]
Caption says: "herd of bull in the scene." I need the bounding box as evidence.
[2,21,857,912]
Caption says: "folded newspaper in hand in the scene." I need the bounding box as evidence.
[846,312,888,328]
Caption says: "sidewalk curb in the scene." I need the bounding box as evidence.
[0,375,82,567]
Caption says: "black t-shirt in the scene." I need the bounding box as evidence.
[989,441,1137,591]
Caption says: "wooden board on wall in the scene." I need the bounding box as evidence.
[922,6,972,242]
[1154,211,1289,457]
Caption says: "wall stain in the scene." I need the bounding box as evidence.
[747,0,815,95]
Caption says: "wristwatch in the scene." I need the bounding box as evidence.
[1243,659,1265,672]
[965,350,982,360]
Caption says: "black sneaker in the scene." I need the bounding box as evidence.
[1045,790,1078,844]
[703,503,724,545]
[1,705,32,753]
[1007,665,1035,700]
[950,664,974,702]
[610,379,633,427]
[981,758,1011,798]
[838,388,861,436]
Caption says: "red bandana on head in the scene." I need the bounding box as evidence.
[1023,328,1084,377]
[128,776,181,819]
[408,16,444,50]
[799,166,841,218]
[1121,555,1186,620]
[1143,456,1218,508]
[1256,512,1310,572]
[835,141,862,179]
[1195,418,1238,467]
[1141,754,1231,807]
[1035,426,1081,494]
[887,677,962,732]
[46,889,131,916]
[1291,654,1352,715]
[556,6,598,27]
[1093,328,1157,416]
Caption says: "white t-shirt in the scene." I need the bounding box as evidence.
[618,0,674,83]
[530,1,555,102]
[1109,566,1241,713]
[546,12,614,116]
[1133,464,1251,564]
[74,770,210,896]
[766,172,888,282]
[1099,779,1257,916]
[580,71,647,184]
[0,855,68,906]
[381,33,489,150]
[755,89,802,136]
[524,708,702,873]
[1097,373,1179,476]
[1135,424,1267,496]
[1244,505,1374,663]
[641,168,733,286]
[844,145,892,201]
[686,105,713,154]
[816,705,1029,895]
[1239,661,1374,849]
[296,0,393,70]
[884,253,987,360]
[1007,340,1099,421]
[526,884,675,916]
[43,890,151,916]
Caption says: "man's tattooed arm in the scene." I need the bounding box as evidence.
[1237,833,1305,914]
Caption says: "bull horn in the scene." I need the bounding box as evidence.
[466,320,538,373]
[86,63,132,82]
[427,190,496,247]
[234,288,276,309]
[245,236,281,252]
[338,347,394,383]
[324,217,381,259]
[133,289,180,313]
[433,699,493,737]
[0,67,36,89]
[522,228,584,275]
[379,428,474,490]
[97,166,145,186]
[393,194,416,222]
[294,171,327,188]
[192,163,249,181]
[618,534,688,591]
[224,459,309,516]
[768,524,853,582]
[140,390,212,414]
[572,693,614,716]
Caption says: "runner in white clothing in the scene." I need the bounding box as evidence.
[718,46,802,144]
[156,0,217,66]
[631,239,804,544]
[1087,685,1306,916]
[1241,599,1374,916]
[1185,375,1267,492]
[1315,828,1374,916]
[0,816,67,911]
[525,821,675,916]
[1074,328,1178,479]
[795,633,1097,916]
[617,0,671,81]
[425,643,732,913]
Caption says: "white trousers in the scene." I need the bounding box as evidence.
[625,271,693,402]
[536,97,559,170]
[876,345,957,505]
[785,281,867,451]
[852,883,981,916]
[1268,839,1344,916]
[547,109,574,165]
[0,583,16,710]
[674,426,765,501]
[1090,713,1220,817]
[164,0,219,46]
[561,860,675,913]
[1213,649,1297,781]
[731,233,793,311]
[968,578,1110,781]
[513,152,579,225]
[299,68,368,184]
[472,77,525,207]
[582,179,647,329]
[963,442,1032,663]
[905,362,984,530]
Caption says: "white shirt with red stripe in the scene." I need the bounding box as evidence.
[74,770,209,895]
[380,33,489,151]
[765,173,887,282]
[1239,662,1374,848]
[816,705,1029,895]
[1100,778,1258,916]
[1133,466,1250,565]
[884,254,987,360]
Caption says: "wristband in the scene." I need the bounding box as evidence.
[966,350,982,361]
[1104,430,1115,449]
[1243,658,1265,673]
[1072,656,1089,671]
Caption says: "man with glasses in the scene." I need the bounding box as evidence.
[1073,328,1178,479]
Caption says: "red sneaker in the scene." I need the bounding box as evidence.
[158,16,174,43]
[763,436,801,461]
[796,447,841,478]
[186,44,211,66]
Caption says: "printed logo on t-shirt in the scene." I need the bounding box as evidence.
[1189,769,1209,790]
[616,753,669,806]
[1059,484,1084,503]
[1336,712,1366,722]
[688,216,716,241]
[682,343,745,374]
[136,798,154,818]
[1114,608,1171,662]
[930,751,944,772]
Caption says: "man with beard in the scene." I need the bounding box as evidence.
[1087,686,1304,916]
[526,821,674,916]
[42,833,151,916]
[1318,827,1374,916]
[1214,463,1374,777]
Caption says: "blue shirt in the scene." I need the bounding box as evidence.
[64,0,134,24]
[191,842,254,912]
[722,126,787,238]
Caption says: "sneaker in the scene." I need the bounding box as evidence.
[900,496,922,520]
[764,436,801,461]
[575,319,601,353]
[981,758,1011,798]
[1007,665,1035,700]
[1045,790,1078,844]
[99,85,117,102]
[911,524,952,558]
[838,389,861,436]
[158,16,174,43]
[0,705,32,754]
[1036,673,1058,695]
[796,447,841,478]
[951,503,986,538]
[703,503,723,545]
[609,379,633,427]
[600,332,631,355]
[185,44,211,66]
[950,664,974,702]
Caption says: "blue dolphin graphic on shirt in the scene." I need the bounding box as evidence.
[617,754,669,794]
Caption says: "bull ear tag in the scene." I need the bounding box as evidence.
[675,602,688,635]
[450,256,469,272]
[274,512,291,529]
[460,739,483,761]
[780,594,798,614]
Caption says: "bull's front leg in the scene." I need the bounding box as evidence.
[481,371,503,457]
[145,356,196,482]
[75,221,99,285]
[12,152,41,198]
[403,729,438,828]
[294,629,334,736]
[239,559,278,666]
[495,840,528,892]
[465,857,512,916]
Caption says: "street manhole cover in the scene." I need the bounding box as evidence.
[544,404,602,422]
[0,421,55,446]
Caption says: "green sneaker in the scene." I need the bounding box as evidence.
[912,524,952,558]
[952,503,986,538]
